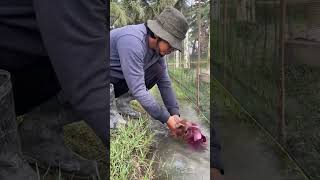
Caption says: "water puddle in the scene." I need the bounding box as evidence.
[213,94,308,180]
[149,98,210,180]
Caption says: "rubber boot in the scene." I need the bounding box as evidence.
[18,93,100,179]
[110,84,126,129]
[0,70,37,180]
[116,92,141,118]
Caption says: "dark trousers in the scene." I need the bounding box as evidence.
[0,0,109,146]
[0,49,61,116]
[111,62,165,98]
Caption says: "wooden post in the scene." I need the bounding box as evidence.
[278,0,287,144]
[196,3,201,113]
[184,30,190,69]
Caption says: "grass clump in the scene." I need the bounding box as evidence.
[110,106,155,180]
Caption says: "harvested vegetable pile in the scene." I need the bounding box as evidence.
[175,119,207,150]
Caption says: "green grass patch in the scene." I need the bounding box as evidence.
[168,68,210,120]
[110,103,155,180]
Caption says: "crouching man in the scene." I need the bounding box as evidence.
[110,6,187,134]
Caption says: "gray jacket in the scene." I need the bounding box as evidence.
[110,24,179,123]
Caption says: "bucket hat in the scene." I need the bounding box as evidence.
[147,6,189,52]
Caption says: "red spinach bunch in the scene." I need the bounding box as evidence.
[175,120,207,150]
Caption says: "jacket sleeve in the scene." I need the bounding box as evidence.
[157,58,180,116]
[33,0,109,143]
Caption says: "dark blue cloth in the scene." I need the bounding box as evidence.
[211,127,224,175]
[111,61,164,98]
[0,0,109,144]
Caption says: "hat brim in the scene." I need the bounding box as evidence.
[147,20,183,52]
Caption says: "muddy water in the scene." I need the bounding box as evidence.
[212,92,308,180]
[150,94,210,180]
[215,111,307,180]
[149,81,308,180]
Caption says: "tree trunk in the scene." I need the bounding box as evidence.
[196,6,201,113]
[175,51,180,68]
[184,30,190,69]
[207,28,210,72]
[236,0,247,21]
[251,0,256,23]
[192,40,197,55]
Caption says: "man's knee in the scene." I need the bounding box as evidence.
[145,62,165,89]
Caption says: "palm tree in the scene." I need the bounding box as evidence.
[187,0,210,56]
[110,0,193,69]
[111,0,186,28]
[110,0,145,28]
[110,1,129,28]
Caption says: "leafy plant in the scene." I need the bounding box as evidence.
[175,120,207,150]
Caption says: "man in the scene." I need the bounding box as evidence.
[109,6,186,133]
[110,7,225,178]
[0,0,108,179]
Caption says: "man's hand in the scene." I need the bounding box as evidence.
[211,168,224,180]
[166,115,182,136]
[172,114,182,122]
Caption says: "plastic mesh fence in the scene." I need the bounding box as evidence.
[212,0,320,179]
[167,55,211,121]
